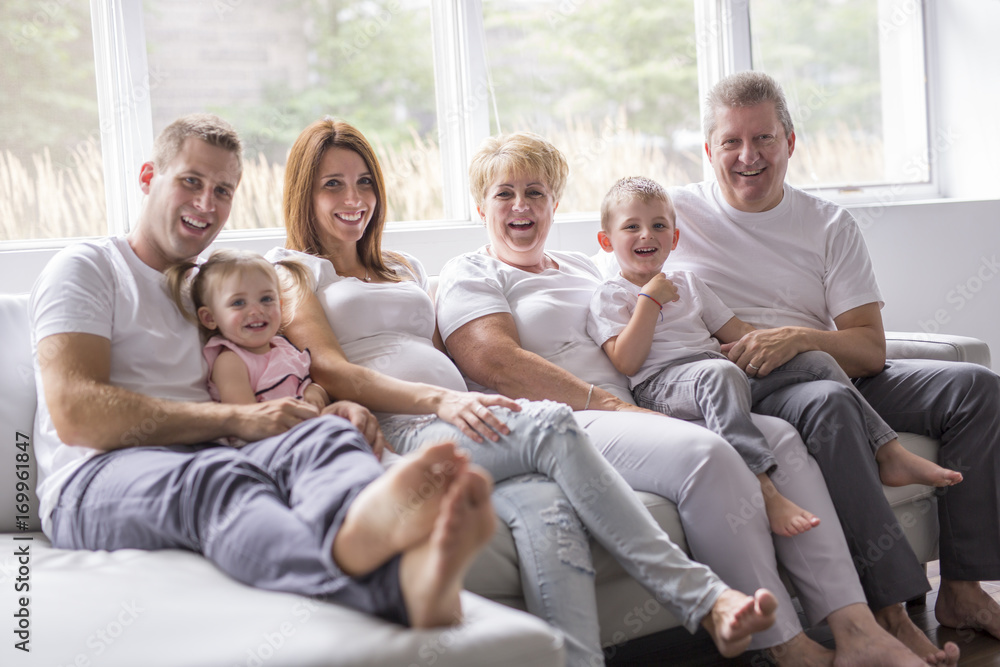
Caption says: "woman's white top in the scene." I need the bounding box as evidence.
[266,248,468,393]
[436,247,634,403]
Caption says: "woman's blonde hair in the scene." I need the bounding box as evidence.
[282,117,411,283]
[468,132,569,210]
[166,248,312,341]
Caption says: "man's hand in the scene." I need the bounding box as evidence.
[229,398,320,442]
[722,327,804,377]
[323,400,390,459]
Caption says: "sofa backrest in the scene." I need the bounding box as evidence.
[0,294,41,532]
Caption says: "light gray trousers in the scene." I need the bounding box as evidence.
[575,409,866,650]
[633,350,897,475]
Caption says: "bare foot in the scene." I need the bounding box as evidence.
[399,465,496,627]
[827,603,926,667]
[702,588,778,657]
[767,632,835,667]
[760,474,821,536]
[333,441,469,576]
[936,578,1000,641]
[876,440,963,488]
[876,603,960,666]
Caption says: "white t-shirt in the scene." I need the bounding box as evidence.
[587,271,735,388]
[30,236,210,536]
[266,248,468,394]
[436,248,634,403]
[668,181,883,331]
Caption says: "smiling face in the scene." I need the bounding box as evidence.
[478,172,558,269]
[311,146,378,252]
[705,101,795,213]
[598,197,679,284]
[197,267,282,355]
[132,137,241,272]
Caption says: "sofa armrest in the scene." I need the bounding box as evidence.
[884,331,991,369]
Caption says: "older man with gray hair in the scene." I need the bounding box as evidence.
[666,70,1000,666]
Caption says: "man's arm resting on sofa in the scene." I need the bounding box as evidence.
[723,303,887,378]
[38,332,319,451]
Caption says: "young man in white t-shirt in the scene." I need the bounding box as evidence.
[29,113,496,628]
[668,70,1000,663]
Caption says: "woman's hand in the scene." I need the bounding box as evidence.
[434,390,522,444]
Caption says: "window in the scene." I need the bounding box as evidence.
[0,0,938,249]
[0,1,105,241]
[696,0,933,198]
[481,0,702,213]
[143,0,443,229]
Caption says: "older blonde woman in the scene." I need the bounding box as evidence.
[434,131,929,667]
[269,118,777,667]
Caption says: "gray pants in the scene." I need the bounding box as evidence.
[633,350,896,475]
[49,415,409,625]
[756,358,1000,607]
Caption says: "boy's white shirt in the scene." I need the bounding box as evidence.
[586,270,735,388]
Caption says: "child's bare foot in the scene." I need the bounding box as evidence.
[759,474,820,536]
[400,465,496,627]
[333,441,469,576]
[702,588,778,657]
[876,440,963,488]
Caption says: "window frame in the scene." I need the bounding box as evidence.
[694,0,939,204]
[3,0,940,255]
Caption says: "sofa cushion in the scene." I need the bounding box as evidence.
[0,294,40,532]
[0,534,564,667]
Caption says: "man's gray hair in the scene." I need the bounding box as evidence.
[703,71,794,143]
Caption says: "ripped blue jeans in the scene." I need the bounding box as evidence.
[381,399,728,667]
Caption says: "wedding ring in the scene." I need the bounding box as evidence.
[748,363,760,371]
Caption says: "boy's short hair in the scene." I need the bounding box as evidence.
[152,113,243,175]
[600,176,673,232]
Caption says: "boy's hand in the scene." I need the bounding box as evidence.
[641,273,680,306]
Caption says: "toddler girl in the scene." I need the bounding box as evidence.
[168,248,329,410]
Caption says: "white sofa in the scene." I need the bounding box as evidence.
[464,333,992,650]
[1,290,991,665]
[0,293,565,667]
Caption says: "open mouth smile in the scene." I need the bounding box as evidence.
[182,215,209,230]
[336,211,365,223]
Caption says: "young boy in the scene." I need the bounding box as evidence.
[587,176,962,537]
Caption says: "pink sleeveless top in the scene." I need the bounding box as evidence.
[203,335,314,403]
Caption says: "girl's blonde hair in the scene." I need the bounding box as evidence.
[283,116,412,283]
[166,248,312,341]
